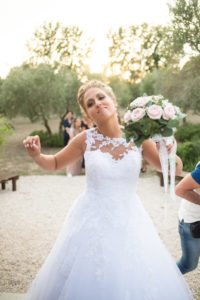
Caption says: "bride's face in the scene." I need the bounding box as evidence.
[83,87,117,124]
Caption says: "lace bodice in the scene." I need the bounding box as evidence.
[84,128,142,198]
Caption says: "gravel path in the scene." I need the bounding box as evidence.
[0,175,199,299]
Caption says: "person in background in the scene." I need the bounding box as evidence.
[81,115,94,131]
[63,111,73,146]
[81,116,94,170]
[175,161,200,274]
[66,117,82,177]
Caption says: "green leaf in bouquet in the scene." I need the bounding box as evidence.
[134,136,146,147]
[160,127,173,137]
[176,112,187,120]
[146,101,154,107]
[157,99,165,106]
[166,119,179,128]
[158,119,168,125]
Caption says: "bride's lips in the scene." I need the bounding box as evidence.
[96,106,107,113]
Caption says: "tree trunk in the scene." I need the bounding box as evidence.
[59,109,68,135]
[43,118,52,135]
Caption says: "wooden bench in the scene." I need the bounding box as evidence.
[157,171,188,187]
[0,174,19,191]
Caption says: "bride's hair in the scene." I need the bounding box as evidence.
[77,80,116,113]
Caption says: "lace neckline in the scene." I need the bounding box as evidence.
[85,127,140,161]
[88,127,135,150]
[93,128,125,141]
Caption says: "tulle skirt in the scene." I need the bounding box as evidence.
[25,191,193,300]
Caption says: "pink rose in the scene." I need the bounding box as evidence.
[131,108,145,122]
[147,105,163,120]
[163,104,176,120]
[130,96,151,108]
[124,110,132,123]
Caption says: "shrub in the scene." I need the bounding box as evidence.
[175,123,200,142]
[0,117,14,147]
[30,130,63,147]
[177,140,200,171]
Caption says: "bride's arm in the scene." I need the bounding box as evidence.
[23,131,86,171]
[142,139,183,175]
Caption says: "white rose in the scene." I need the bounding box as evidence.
[131,108,145,121]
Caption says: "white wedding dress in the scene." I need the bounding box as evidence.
[25,128,193,300]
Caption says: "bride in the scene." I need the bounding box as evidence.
[23,80,193,299]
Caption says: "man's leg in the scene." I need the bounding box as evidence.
[177,220,200,274]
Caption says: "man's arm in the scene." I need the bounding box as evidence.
[175,174,200,205]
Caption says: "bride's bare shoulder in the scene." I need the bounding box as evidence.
[69,129,93,151]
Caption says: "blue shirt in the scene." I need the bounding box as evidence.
[191,161,200,185]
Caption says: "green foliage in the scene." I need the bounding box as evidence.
[107,23,183,81]
[175,123,200,141]
[53,66,81,134]
[169,0,200,54]
[26,21,93,77]
[108,76,133,108]
[0,64,81,135]
[177,140,200,171]
[30,130,63,147]
[139,72,157,95]
[0,64,56,125]
[0,116,14,147]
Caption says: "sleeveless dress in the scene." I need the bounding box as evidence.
[25,128,193,300]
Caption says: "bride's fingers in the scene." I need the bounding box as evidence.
[166,143,174,154]
[23,136,38,149]
[155,142,160,151]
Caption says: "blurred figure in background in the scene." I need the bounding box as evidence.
[63,111,73,146]
[81,116,94,170]
[81,115,94,131]
[66,117,82,177]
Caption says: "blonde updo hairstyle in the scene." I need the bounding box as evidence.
[77,80,116,114]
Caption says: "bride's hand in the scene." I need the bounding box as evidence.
[155,139,175,155]
[23,135,41,158]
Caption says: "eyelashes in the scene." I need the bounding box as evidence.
[87,95,105,108]
[87,102,93,108]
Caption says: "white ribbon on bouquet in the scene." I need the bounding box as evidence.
[152,134,177,200]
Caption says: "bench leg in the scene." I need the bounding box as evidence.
[12,179,17,191]
[1,182,6,190]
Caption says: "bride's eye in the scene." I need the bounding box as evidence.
[87,101,93,108]
[99,95,105,100]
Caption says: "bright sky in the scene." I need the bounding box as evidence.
[0,0,172,78]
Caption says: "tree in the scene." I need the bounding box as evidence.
[108,76,133,109]
[169,0,200,54]
[26,22,93,77]
[107,23,183,81]
[53,67,81,134]
[178,55,200,113]
[0,64,57,134]
[0,64,82,135]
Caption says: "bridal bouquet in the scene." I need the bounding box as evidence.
[122,95,186,198]
[122,95,185,147]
